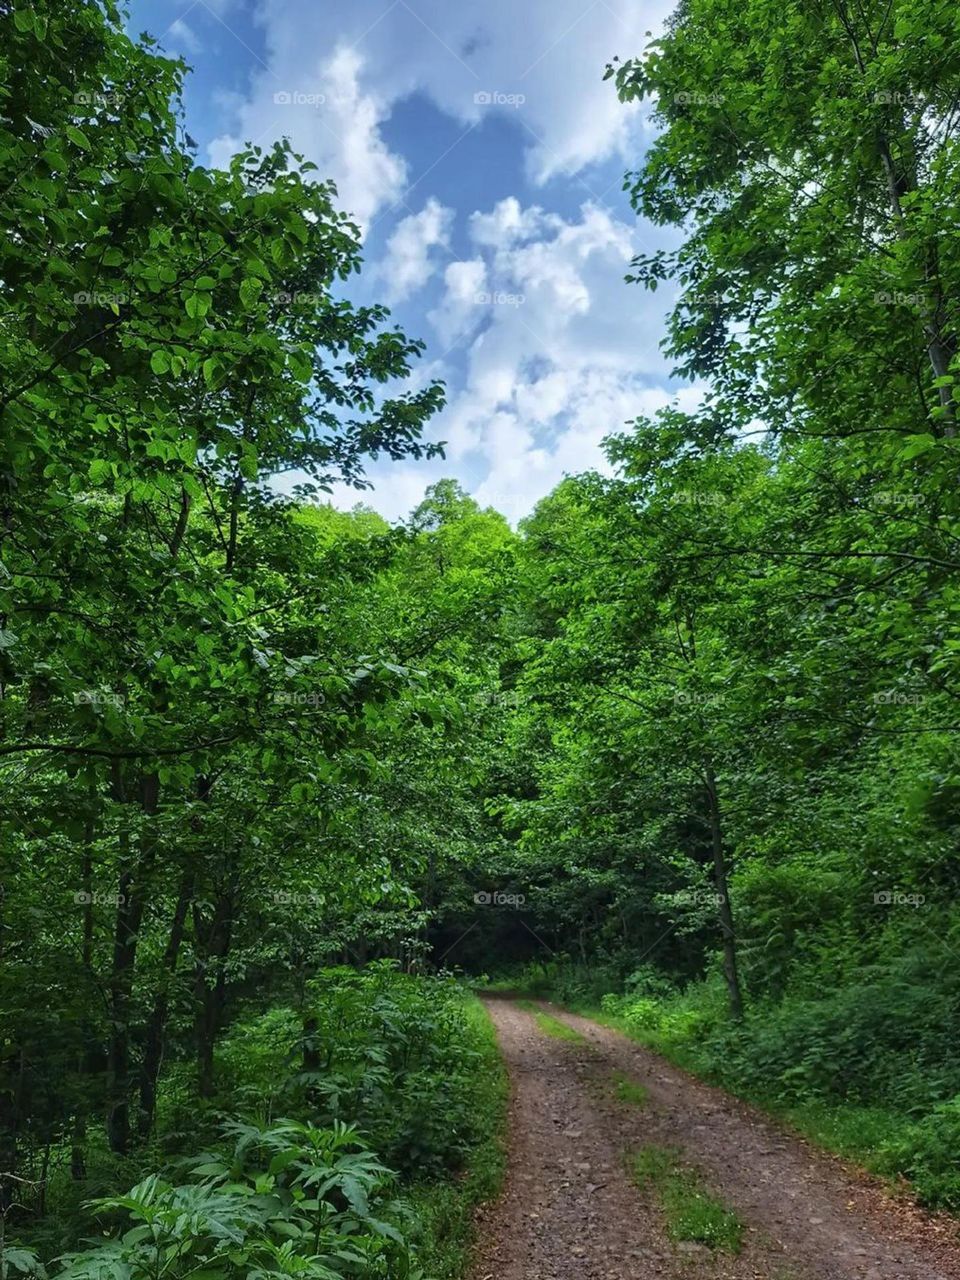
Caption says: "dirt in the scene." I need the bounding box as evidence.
[468,998,960,1280]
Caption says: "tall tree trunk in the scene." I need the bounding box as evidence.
[137,867,193,1140]
[0,1048,24,1212]
[194,887,233,1099]
[106,768,158,1155]
[72,782,98,1177]
[70,1114,86,1181]
[703,765,744,1020]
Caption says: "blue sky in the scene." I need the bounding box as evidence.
[127,0,694,522]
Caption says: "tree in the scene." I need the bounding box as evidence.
[0,0,443,1165]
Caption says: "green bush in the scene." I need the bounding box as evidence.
[695,963,960,1114]
[212,965,491,1181]
[15,971,506,1280]
[883,1097,960,1210]
[620,997,662,1031]
[56,1119,422,1280]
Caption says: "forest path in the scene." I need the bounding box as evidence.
[468,998,960,1280]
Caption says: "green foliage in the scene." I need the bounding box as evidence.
[58,1120,420,1280]
[7,976,506,1280]
[883,1098,960,1211]
[203,969,485,1181]
[10,0,960,1258]
[403,999,507,1280]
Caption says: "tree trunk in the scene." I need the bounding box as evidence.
[106,768,158,1155]
[703,765,744,1020]
[137,867,193,1140]
[194,887,233,1099]
[70,1113,86,1181]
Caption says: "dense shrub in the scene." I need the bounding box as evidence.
[58,1120,421,1280]
[694,962,960,1115]
[11,971,505,1280]
[213,965,490,1180]
[883,1097,960,1211]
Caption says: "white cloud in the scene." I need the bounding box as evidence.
[208,45,407,230]
[205,3,688,522]
[271,197,688,526]
[377,198,454,304]
[411,196,693,522]
[204,0,671,224]
[426,258,488,347]
[470,197,560,247]
[167,18,201,55]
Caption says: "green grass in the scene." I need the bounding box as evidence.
[516,1000,586,1042]
[779,1100,904,1171]
[407,996,509,1279]
[631,1145,745,1253]
[613,1073,649,1106]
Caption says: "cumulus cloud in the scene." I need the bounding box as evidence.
[415,196,693,521]
[377,198,455,304]
[204,0,670,224]
[427,259,488,348]
[201,2,688,522]
[273,195,689,525]
[470,197,561,247]
[208,45,407,229]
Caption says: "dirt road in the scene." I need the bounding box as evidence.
[469,999,960,1280]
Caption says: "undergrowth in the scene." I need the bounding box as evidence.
[9,968,507,1280]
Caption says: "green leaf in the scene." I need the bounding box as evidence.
[239,277,264,309]
[65,125,91,150]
